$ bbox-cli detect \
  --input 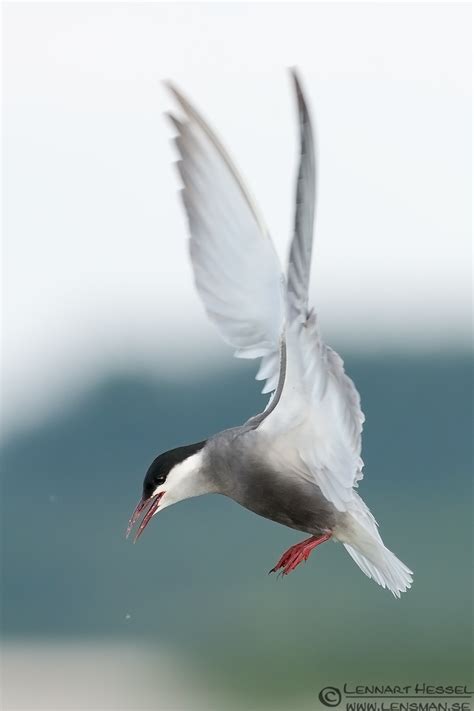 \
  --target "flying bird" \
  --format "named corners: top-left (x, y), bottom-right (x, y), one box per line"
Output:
top-left (127, 70), bottom-right (413, 597)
